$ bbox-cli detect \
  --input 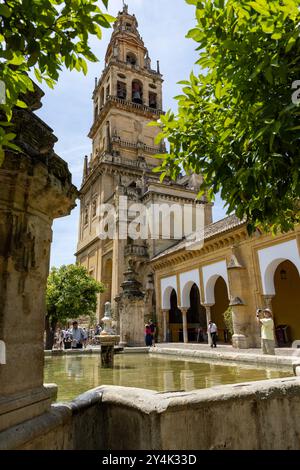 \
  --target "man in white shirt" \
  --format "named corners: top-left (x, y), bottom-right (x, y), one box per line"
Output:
top-left (256, 308), bottom-right (275, 355)
top-left (208, 320), bottom-right (218, 348)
